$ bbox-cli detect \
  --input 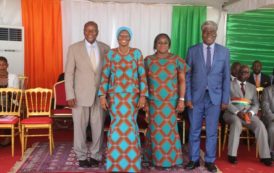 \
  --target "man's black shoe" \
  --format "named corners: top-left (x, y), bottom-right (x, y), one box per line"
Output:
top-left (79, 159), bottom-right (90, 168)
top-left (260, 158), bottom-right (272, 166)
top-left (184, 161), bottom-right (200, 170)
top-left (90, 157), bottom-right (99, 167)
top-left (204, 162), bottom-right (217, 173)
top-left (228, 155), bottom-right (238, 164)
